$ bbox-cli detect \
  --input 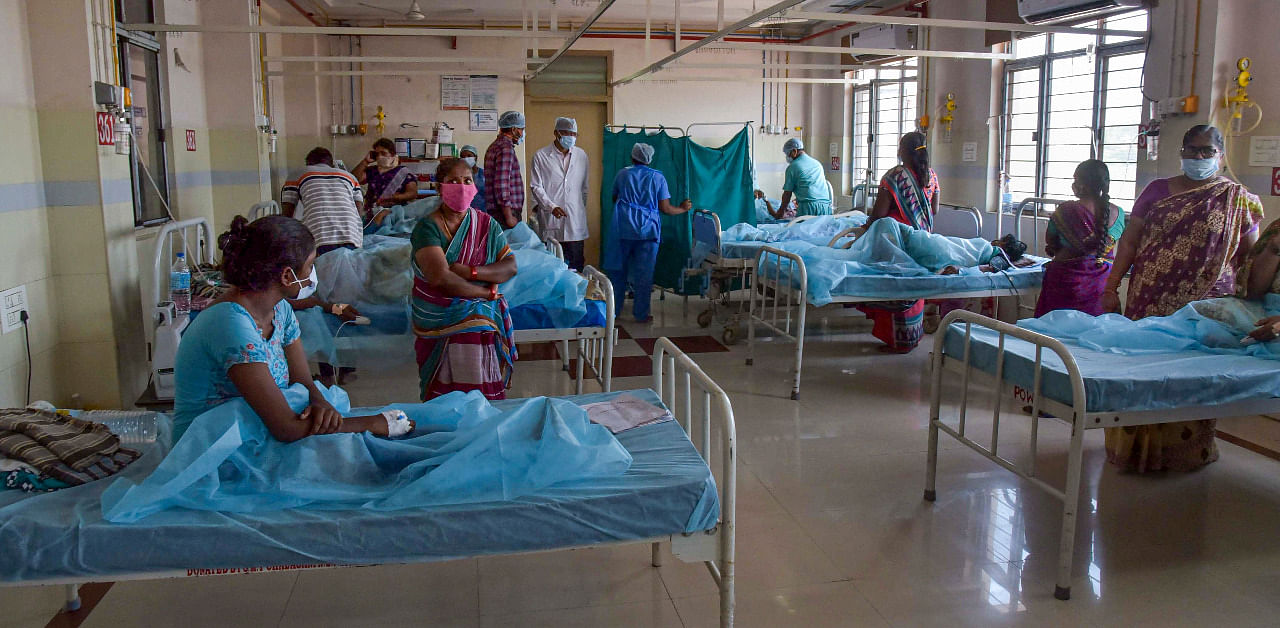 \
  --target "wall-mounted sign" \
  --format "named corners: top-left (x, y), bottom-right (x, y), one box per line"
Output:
top-left (96, 112), bottom-right (114, 146)
top-left (186, 129), bottom-right (197, 151)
